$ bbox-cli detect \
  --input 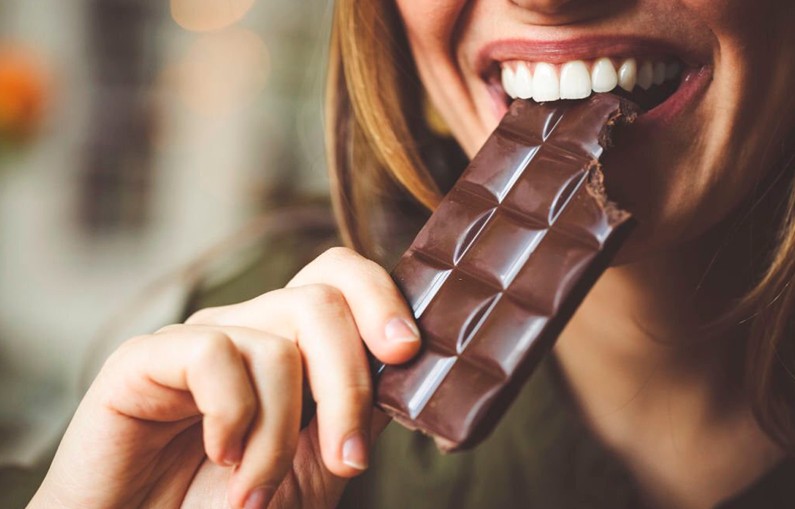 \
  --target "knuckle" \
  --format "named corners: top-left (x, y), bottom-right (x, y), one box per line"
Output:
top-left (185, 306), bottom-right (224, 325)
top-left (253, 338), bottom-right (300, 368)
top-left (205, 388), bottom-right (256, 425)
top-left (154, 323), bottom-right (182, 335)
top-left (341, 379), bottom-right (373, 408)
top-left (361, 259), bottom-right (396, 290)
top-left (103, 334), bottom-right (148, 370)
top-left (321, 247), bottom-right (387, 281)
top-left (193, 330), bottom-right (236, 363)
top-left (247, 445), bottom-right (297, 490)
top-left (252, 287), bottom-right (285, 304)
top-left (302, 284), bottom-right (347, 310)
top-left (319, 246), bottom-right (358, 263)
top-left (119, 333), bottom-right (150, 352)
top-left (265, 446), bottom-right (298, 475)
top-left (316, 379), bottom-right (373, 409)
top-left (223, 393), bottom-right (257, 424)
top-left (321, 248), bottom-right (399, 297)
